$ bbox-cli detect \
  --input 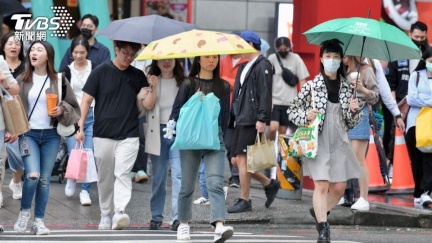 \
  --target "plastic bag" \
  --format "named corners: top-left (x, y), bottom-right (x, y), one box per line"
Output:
top-left (289, 113), bottom-right (322, 159)
top-left (247, 133), bottom-right (277, 173)
top-left (416, 107), bottom-right (432, 153)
